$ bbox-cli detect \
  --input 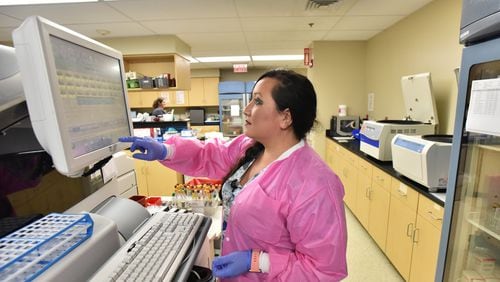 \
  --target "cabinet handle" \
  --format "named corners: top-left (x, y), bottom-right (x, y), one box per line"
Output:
top-left (367, 188), bottom-right (372, 200)
top-left (427, 211), bottom-right (443, 221)
top-left (406, 223), bottom-right (413, 237)
top-left (412, 228), bottom-right (419, 243)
